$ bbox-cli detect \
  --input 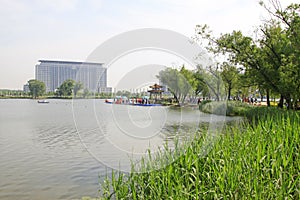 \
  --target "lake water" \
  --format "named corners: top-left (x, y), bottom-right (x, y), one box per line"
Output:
top-left (0, 99), bottom-right (238, 199)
